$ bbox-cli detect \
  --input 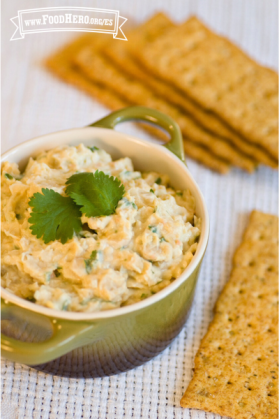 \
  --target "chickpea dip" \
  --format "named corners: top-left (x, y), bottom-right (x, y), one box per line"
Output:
top-left (1, 144), bottom-right (201, 312)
